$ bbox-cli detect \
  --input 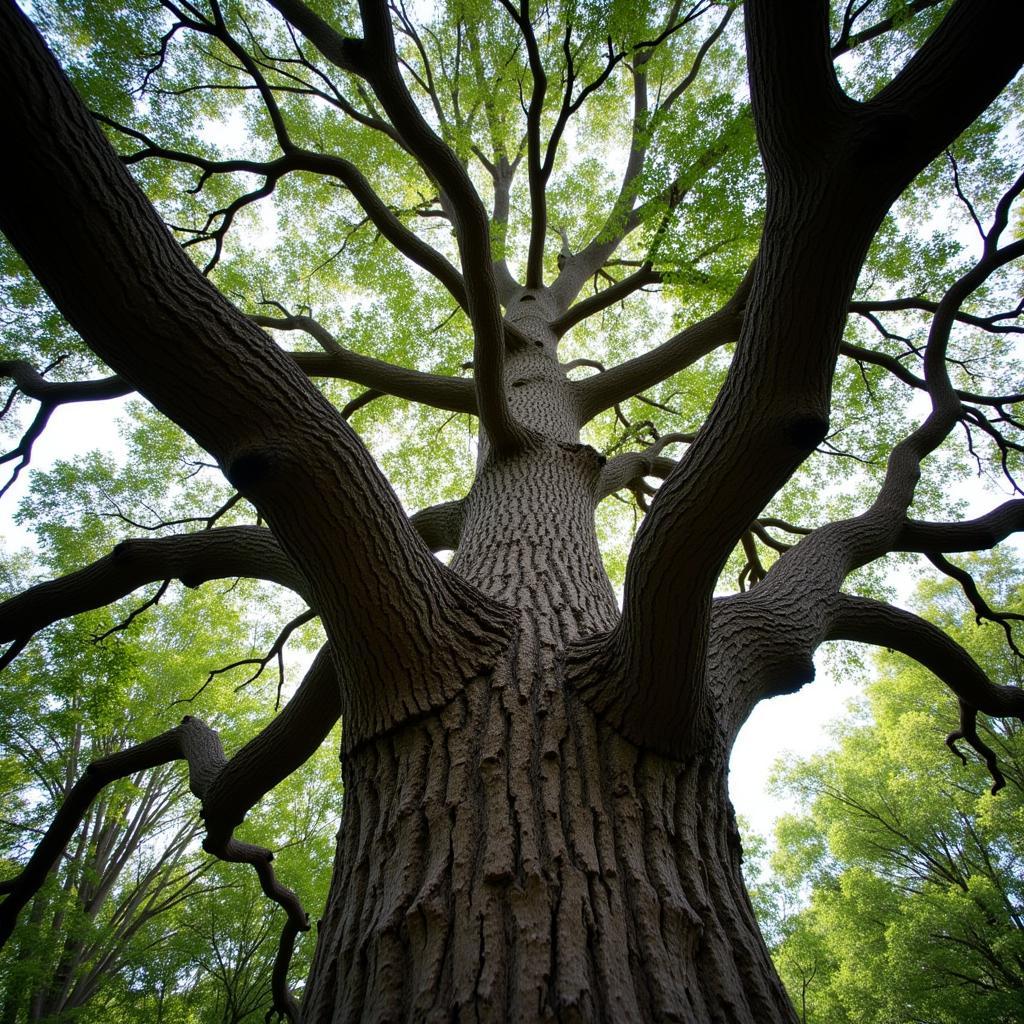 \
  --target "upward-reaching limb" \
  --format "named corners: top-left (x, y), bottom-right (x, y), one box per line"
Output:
top-left (708, 163), bottom-right (1024, 782)
top-left (549, 3), bottom-right (739, 310)
top-left (495, 0), bottom-right (550, 290)
top-left (496, 1), bottom-right (634, 290)
top-left (265, 0), bottom-right (528, 456)
top-left (0, 1), bottom-right (516, 745)
top-left (464, 15), bottom-right (522, 302)
top-left (569, 0), bottom-right (1024, 758)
